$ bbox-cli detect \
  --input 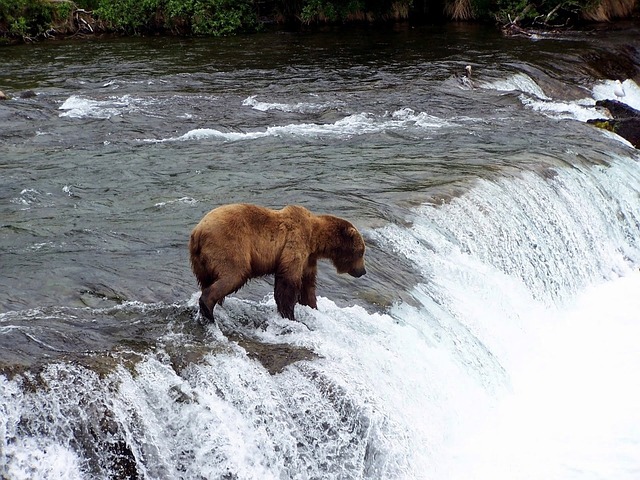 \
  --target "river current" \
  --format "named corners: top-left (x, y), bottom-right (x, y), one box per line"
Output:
top-left (1, 24), bottom-right (640, 479)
